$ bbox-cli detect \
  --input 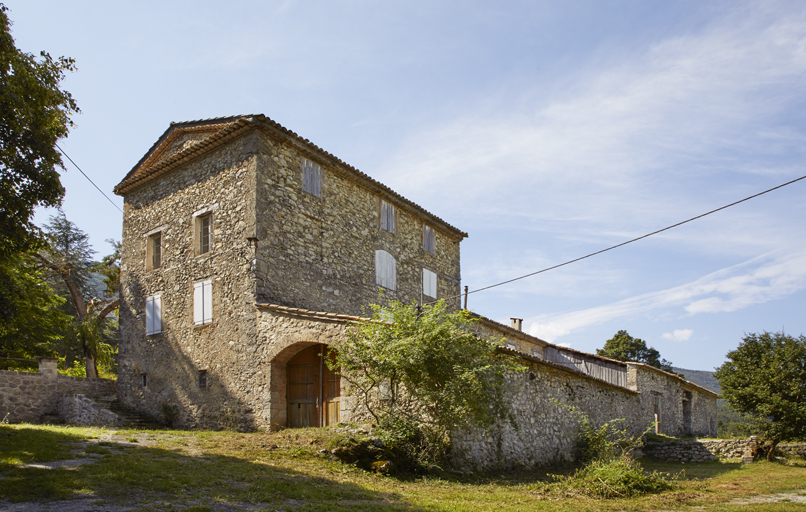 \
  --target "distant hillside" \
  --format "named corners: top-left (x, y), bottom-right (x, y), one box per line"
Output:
top-left (673, 367), bottom-right (720, 395)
